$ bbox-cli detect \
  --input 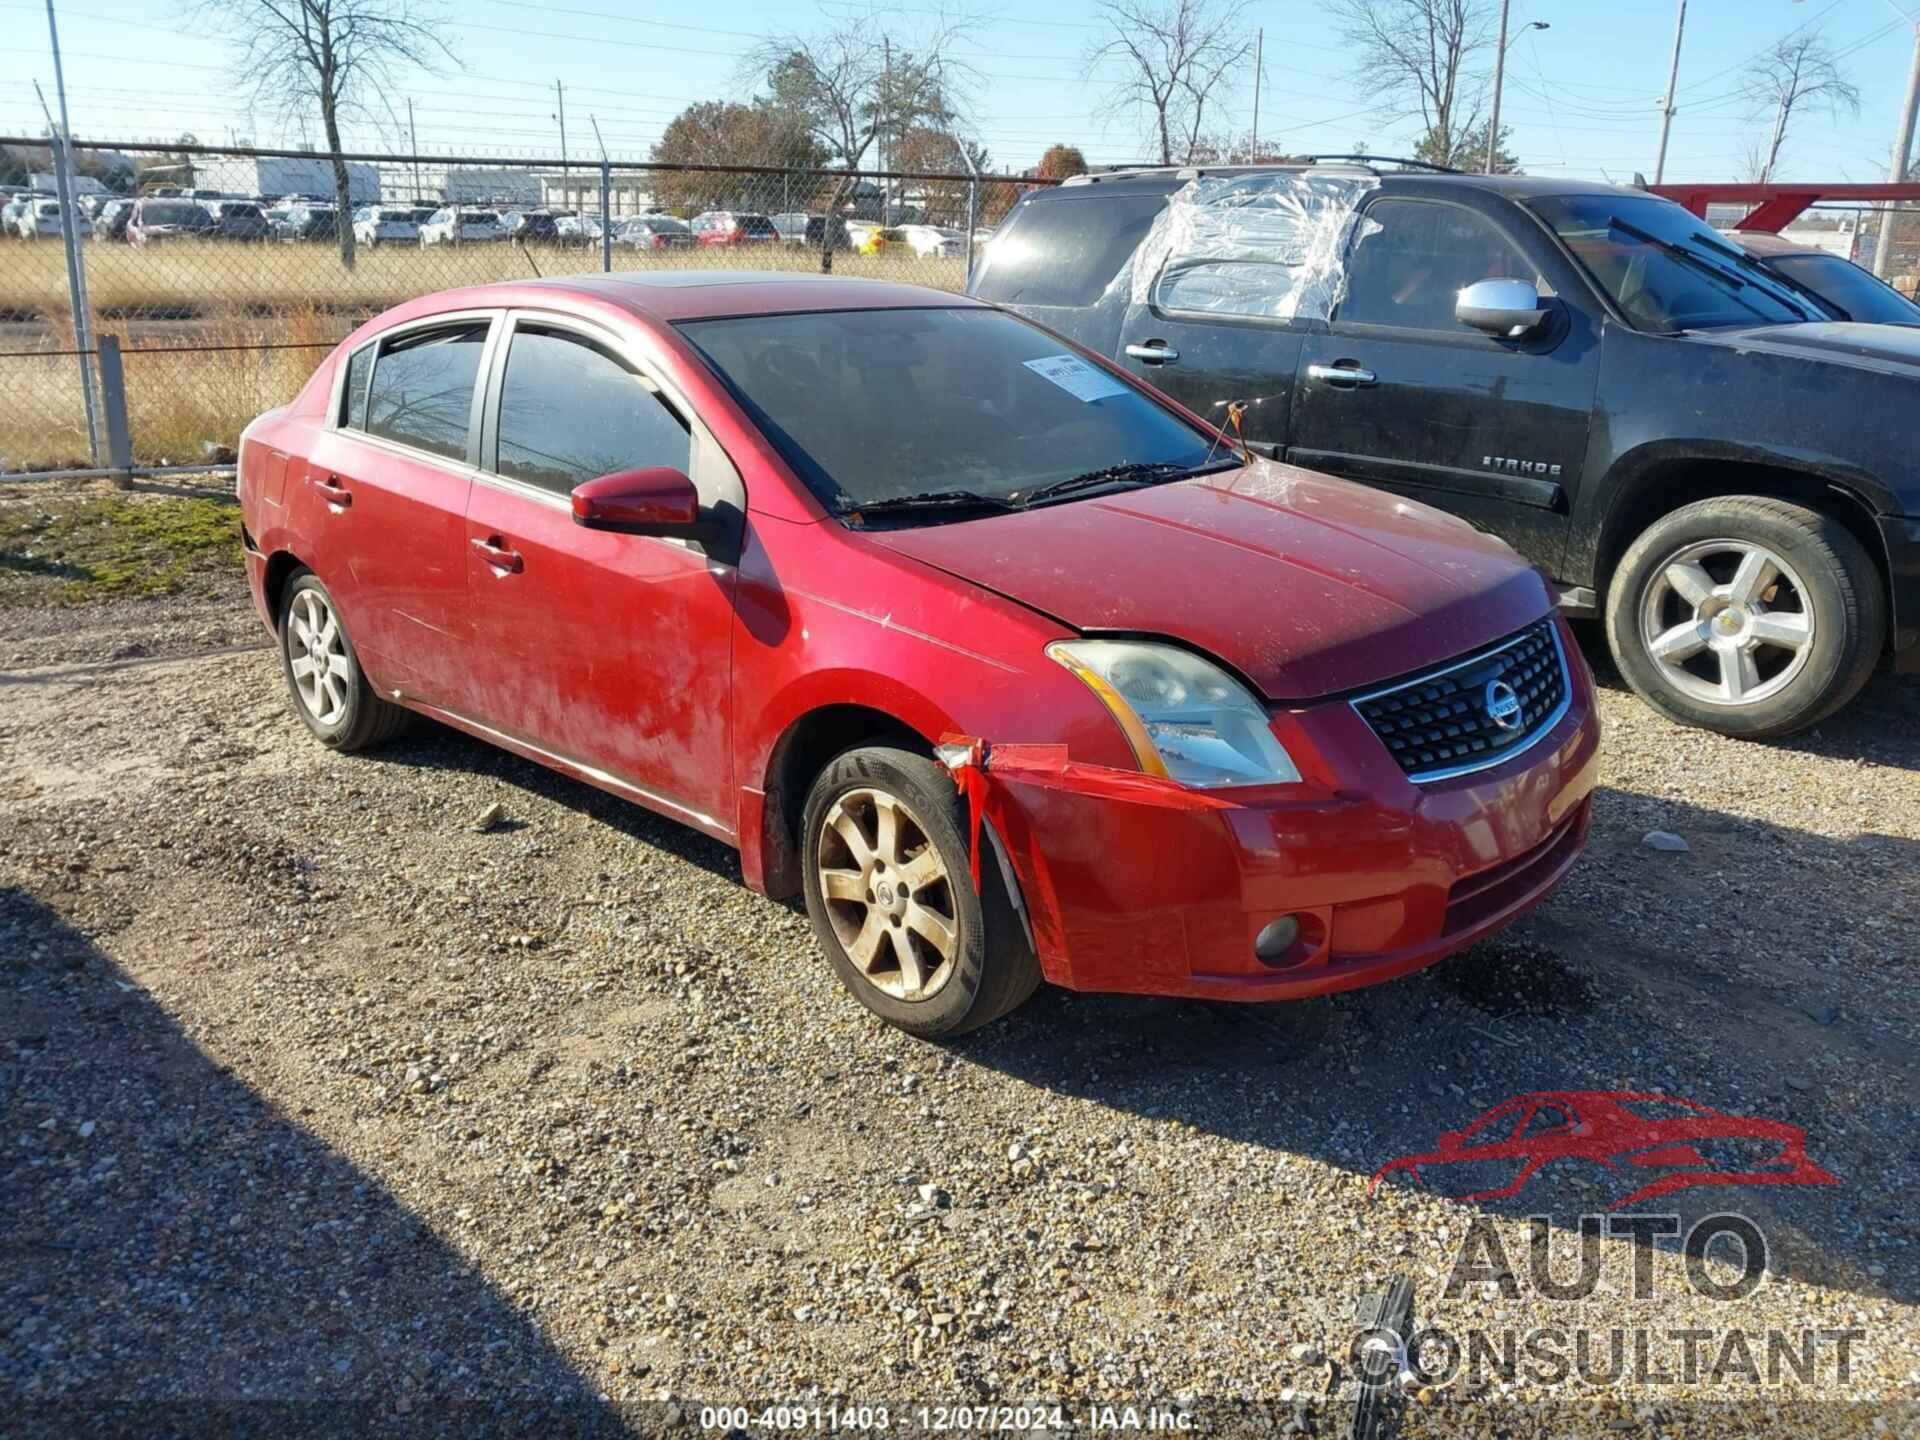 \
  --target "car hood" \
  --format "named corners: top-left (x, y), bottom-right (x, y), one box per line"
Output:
top-left (1687, 321), bottom-right (1920, 377)
top-left (865, 460), bottom-right (1551, 701)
